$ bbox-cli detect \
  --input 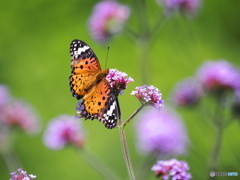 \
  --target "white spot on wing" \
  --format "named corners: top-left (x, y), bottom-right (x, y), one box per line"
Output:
top-left (107, 101), bottom-right (116, 116)
top-left (77, 45), bottom-right (89, 55)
